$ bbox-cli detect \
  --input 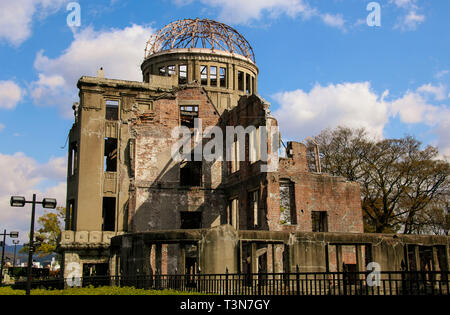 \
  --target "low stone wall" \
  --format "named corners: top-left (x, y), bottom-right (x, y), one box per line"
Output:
top-left (111, 226), bottom-right (450, 278)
